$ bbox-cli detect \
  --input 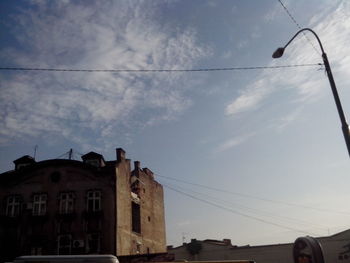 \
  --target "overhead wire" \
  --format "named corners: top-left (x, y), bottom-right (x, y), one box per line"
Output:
top-left (156, 174), bottom-right (350, 216)
top-left (55, 150), bottom-right (70, 159)
top-left (277, 0), bottom-right (321, 56)
top-left (0, 63), bottom-right (322, 73)
top-left (161, 181), bottom-right (328, 232)
top-left (54, 148), bottom-right (82, 160)
top-left (164, 184), bottom-right (317, 236)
